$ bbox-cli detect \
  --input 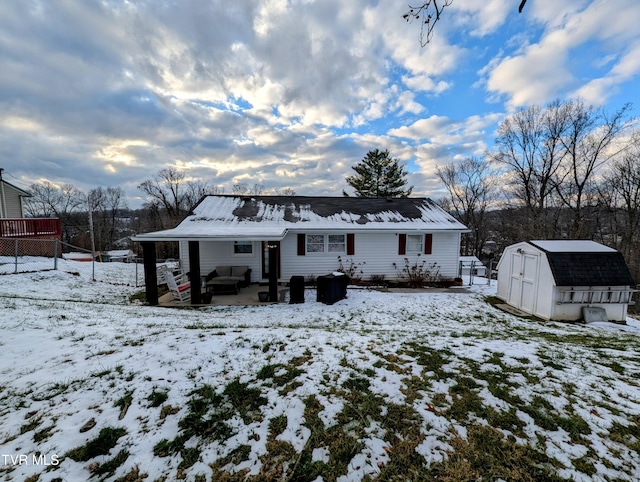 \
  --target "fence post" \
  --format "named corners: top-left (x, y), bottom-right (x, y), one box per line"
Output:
top-left (14, 238), bottom-right (19, 273)
top-left (54, 239), bottom-right (59, 270)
